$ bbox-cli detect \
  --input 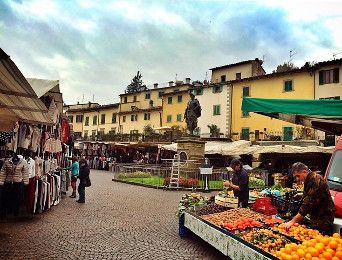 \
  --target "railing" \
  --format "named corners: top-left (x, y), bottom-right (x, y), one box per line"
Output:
top-left (110, 162), bottom-right (228, 190)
